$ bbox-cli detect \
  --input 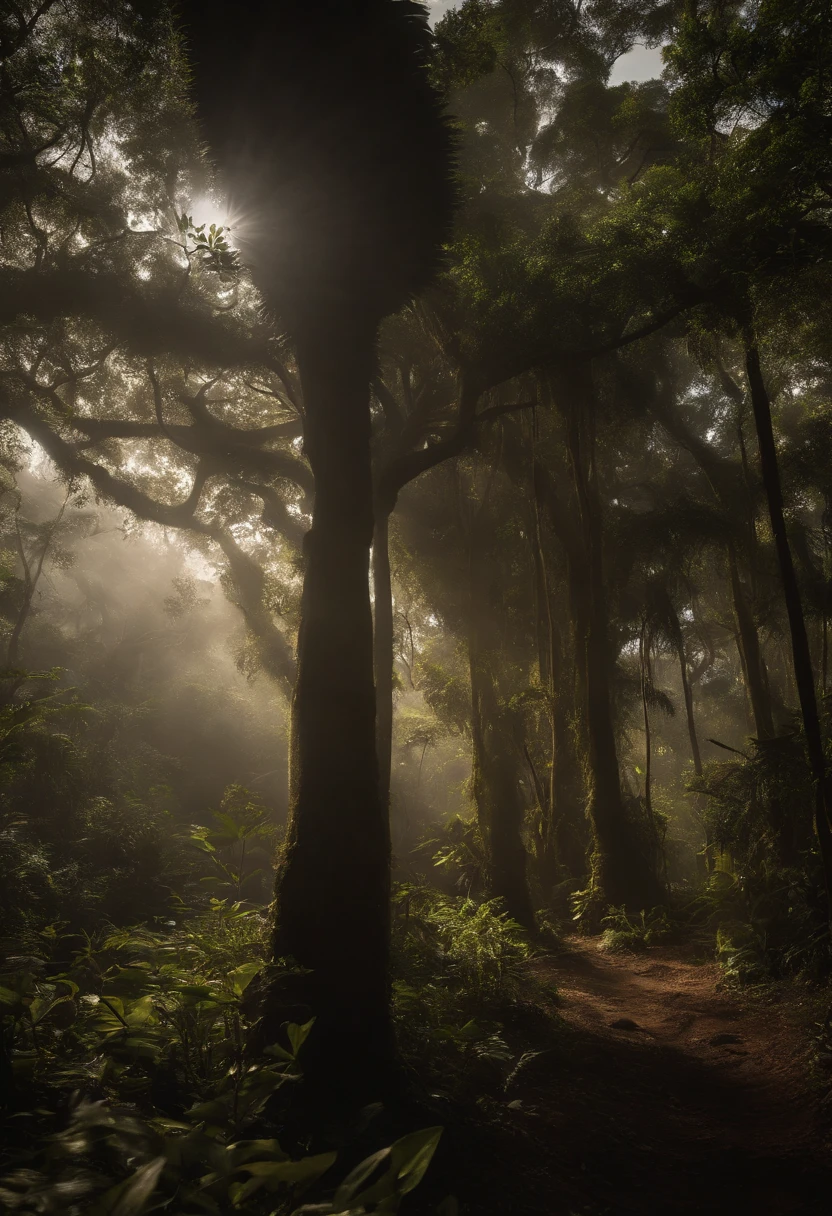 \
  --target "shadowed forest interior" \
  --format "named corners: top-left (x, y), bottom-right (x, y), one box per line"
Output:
top-left (1, 2), bottom-right (832, 1213)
